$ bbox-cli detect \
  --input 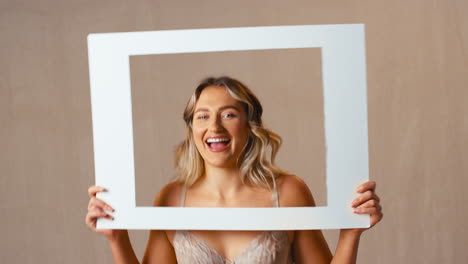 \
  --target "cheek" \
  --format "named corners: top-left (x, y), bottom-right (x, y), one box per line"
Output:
top-left (192, 127), bottom-right (205, 146)
top-left (230, 124), bottom-right (249, 143)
